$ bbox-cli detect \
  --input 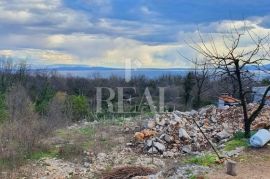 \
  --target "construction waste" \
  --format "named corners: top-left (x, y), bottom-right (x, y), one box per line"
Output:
top-left (134, 104), bottom-right (270, 156)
